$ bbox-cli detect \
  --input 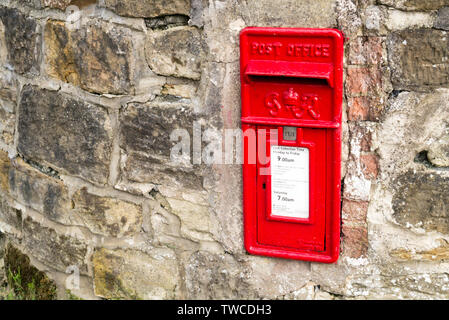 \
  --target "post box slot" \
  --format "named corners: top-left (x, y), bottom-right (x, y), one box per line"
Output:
top-left (245, 60), bottom-right (334, 87)
top-left (247, 75), bottom-right (329, 87)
